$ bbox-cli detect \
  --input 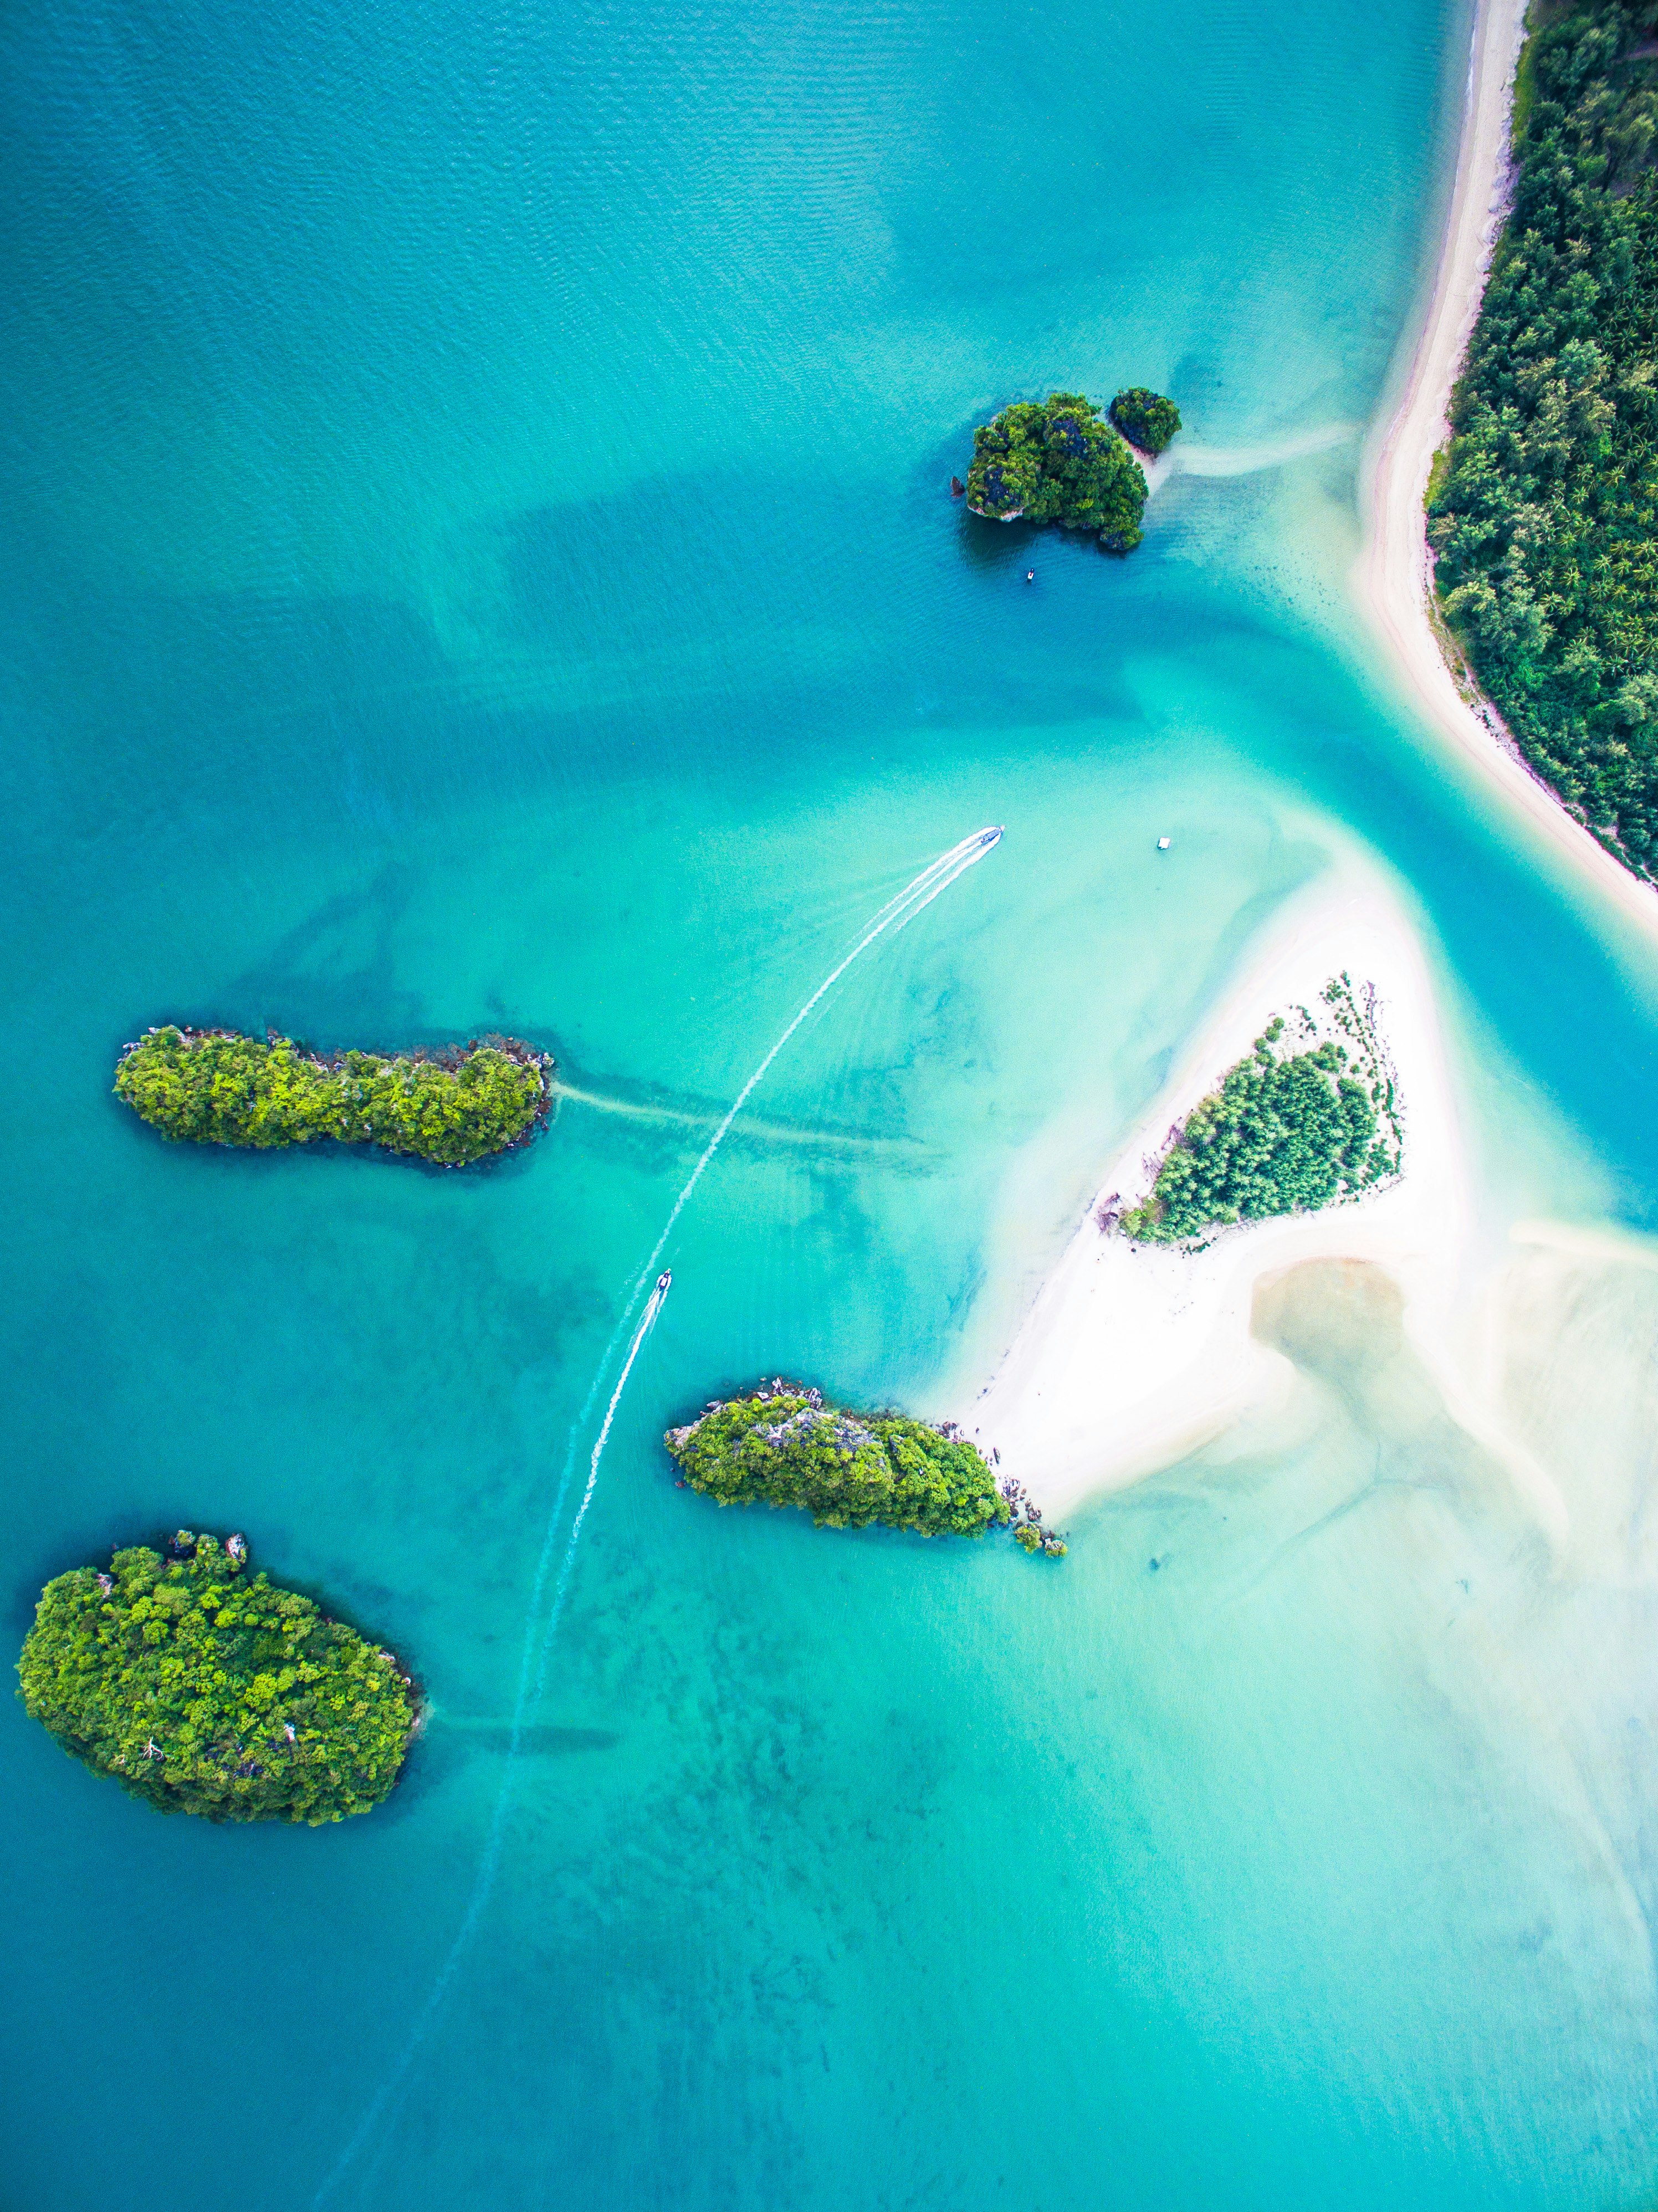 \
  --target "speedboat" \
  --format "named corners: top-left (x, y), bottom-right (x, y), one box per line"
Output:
top-left (657, 1270), bottom-right (672, 1293)
top-left (977, 826), bottom-right (1004, 850)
